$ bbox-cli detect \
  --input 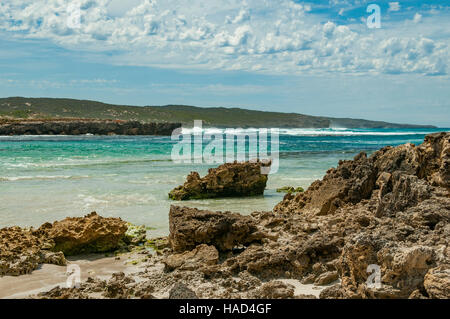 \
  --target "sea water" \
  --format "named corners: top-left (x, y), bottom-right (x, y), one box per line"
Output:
top-left (0, 127), bottom-right (447, 236)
